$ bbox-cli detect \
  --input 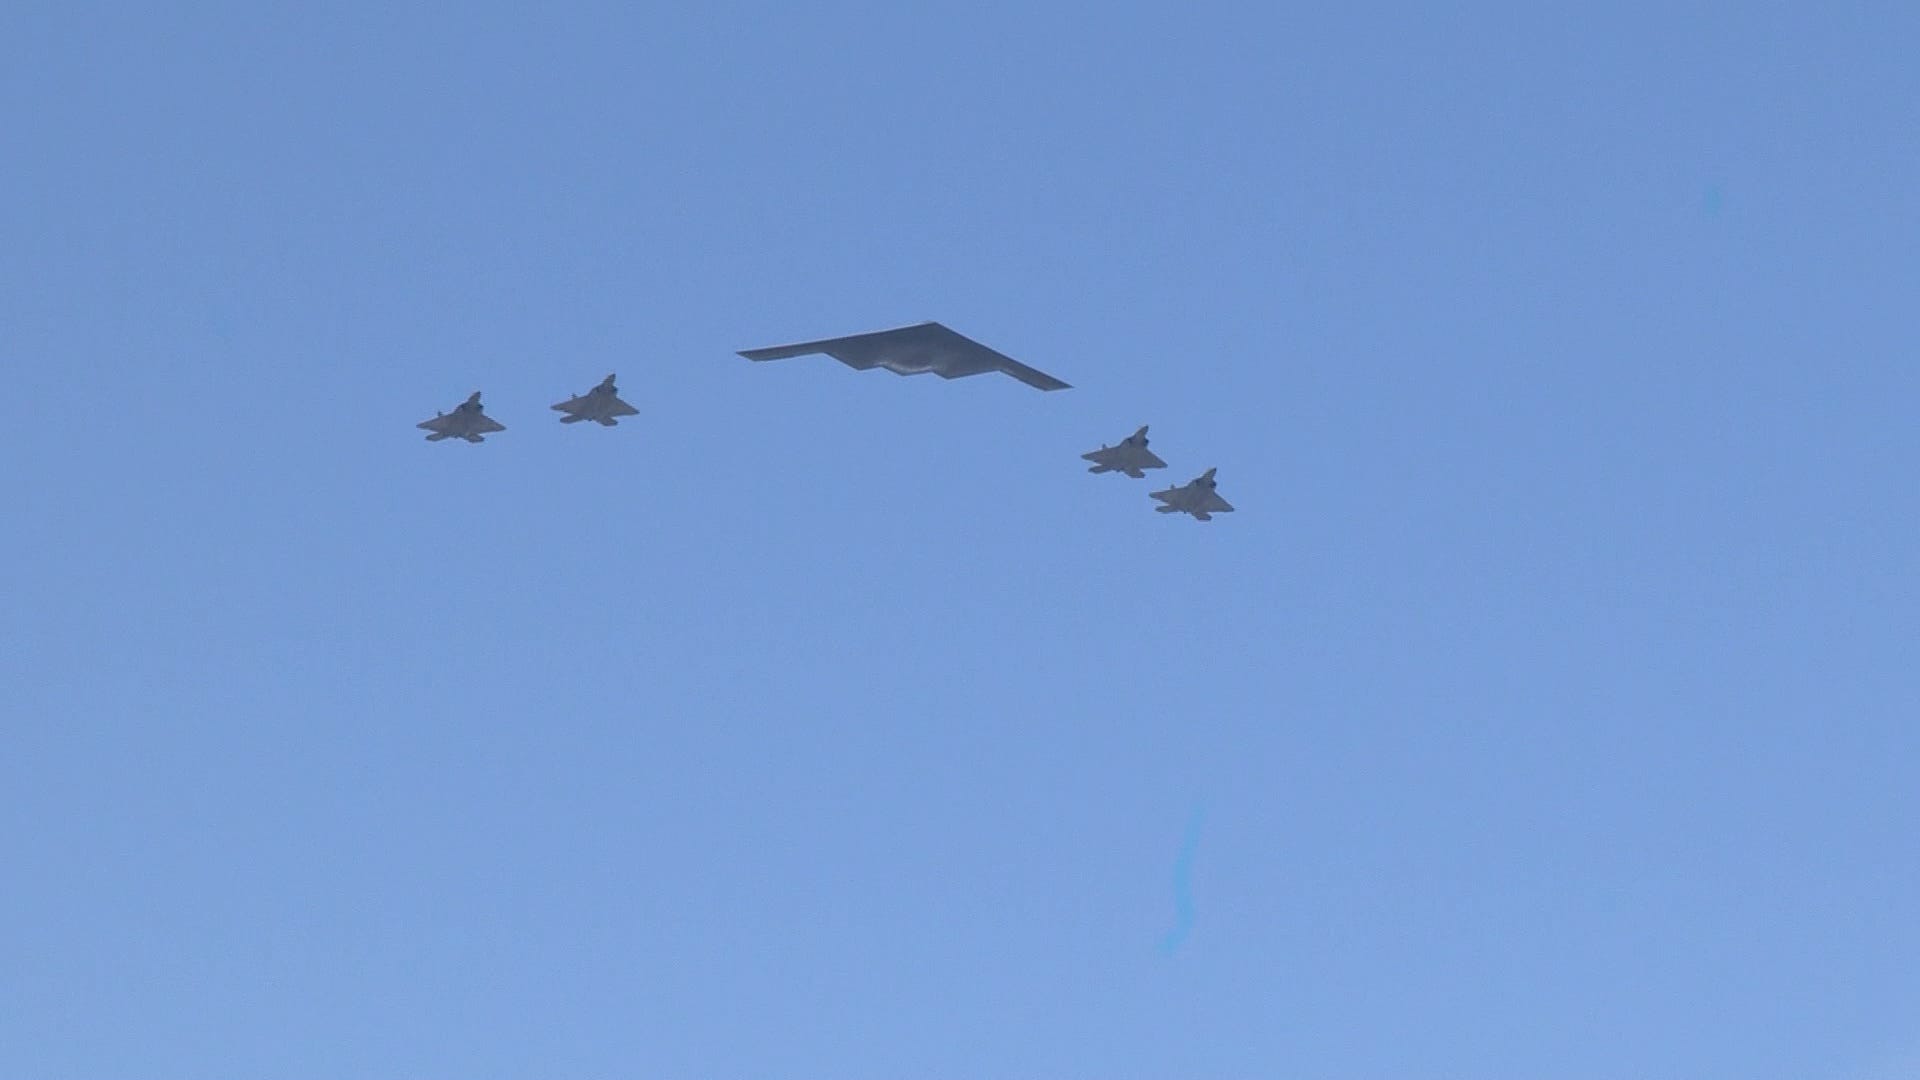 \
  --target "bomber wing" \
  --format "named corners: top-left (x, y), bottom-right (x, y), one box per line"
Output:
top-left (737, 321), bottom-right (1070, 391)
